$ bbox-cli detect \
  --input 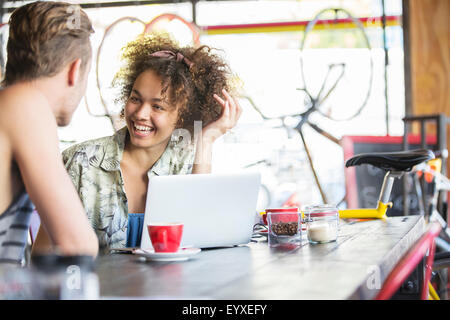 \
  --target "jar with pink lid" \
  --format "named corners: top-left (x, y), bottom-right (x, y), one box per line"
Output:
top-left (266, 207), bottom-right (301, 248)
